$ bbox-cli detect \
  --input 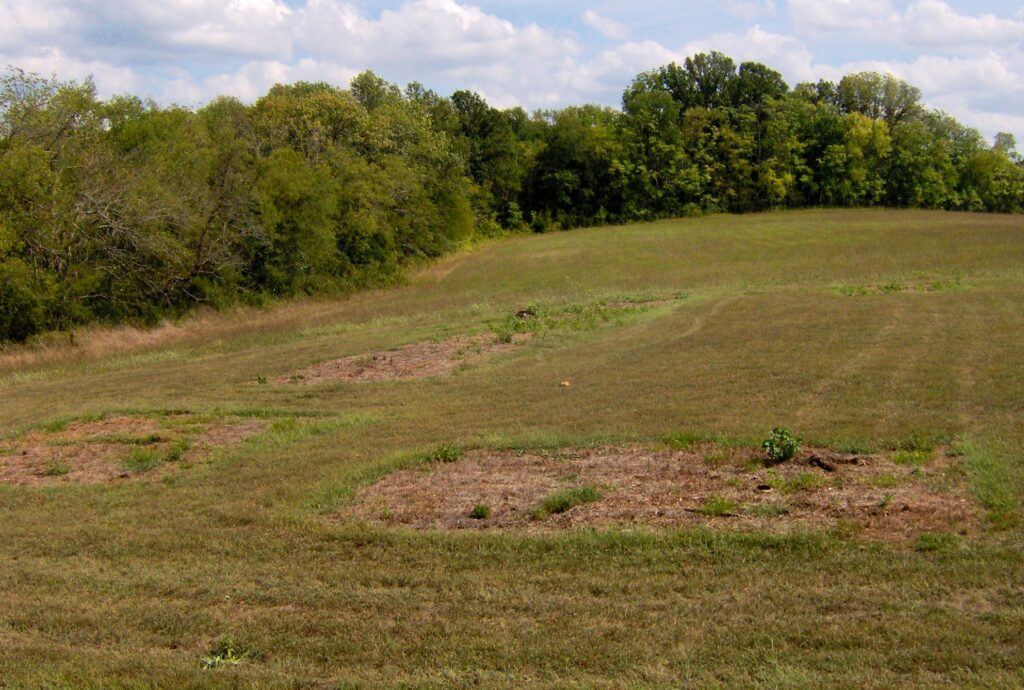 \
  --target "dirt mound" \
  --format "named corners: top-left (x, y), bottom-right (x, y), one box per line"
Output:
top-left (348, 444), bottom-right (977, 542)
top-left (0, 415), bottom-right (266, 486)
top-left (278, 333), bottom-right (531, 384)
